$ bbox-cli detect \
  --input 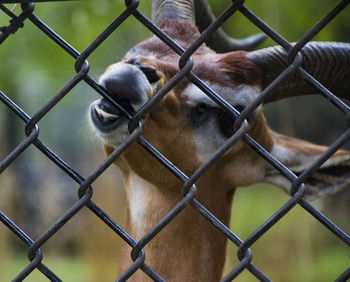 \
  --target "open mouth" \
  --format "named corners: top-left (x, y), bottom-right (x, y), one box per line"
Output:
top-left (90, 98), bottom-right (132, 133)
